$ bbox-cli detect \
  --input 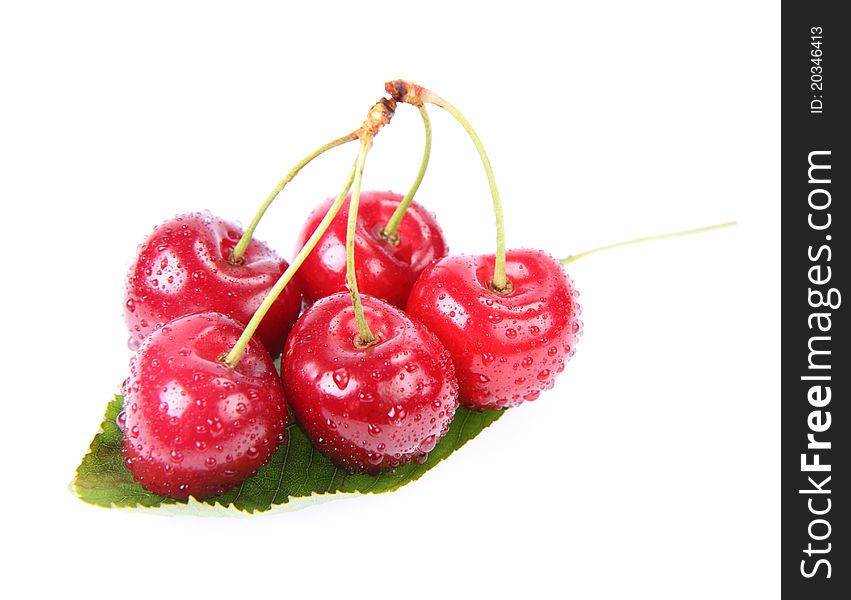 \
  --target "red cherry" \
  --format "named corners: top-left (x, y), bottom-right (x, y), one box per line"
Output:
top-left (124, 212), bottom-right (301, 357)
top-left (294, 191), bottom-right (448, 308)
top-left (406, 249), bottom-right (582, 409)
top-left (121, 311), bottom-right (288, 499)
top-left (282, 293), bottom-right (459, 473)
